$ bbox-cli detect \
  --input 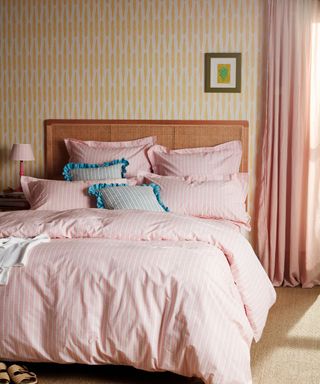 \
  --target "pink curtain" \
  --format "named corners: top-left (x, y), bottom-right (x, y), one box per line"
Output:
top-left (256, 0), bottom-right (320, 287)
